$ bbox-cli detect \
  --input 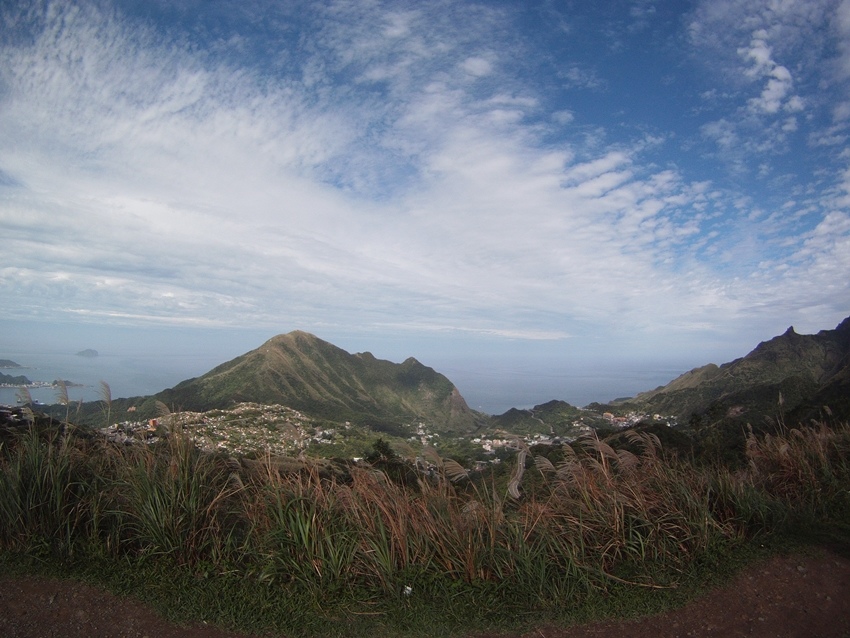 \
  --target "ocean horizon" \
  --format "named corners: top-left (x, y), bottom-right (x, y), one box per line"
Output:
top-left (1, 349), bottom-right (685, 416)
top-left (0, 350), bottom-right (218, 409)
